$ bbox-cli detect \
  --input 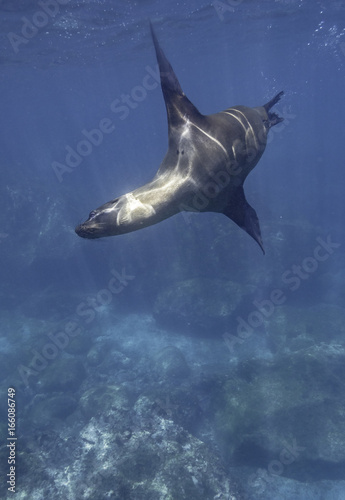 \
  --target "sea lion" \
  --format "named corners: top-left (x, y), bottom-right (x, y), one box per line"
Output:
top-left (75, 24), bottom-right (283, 253)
